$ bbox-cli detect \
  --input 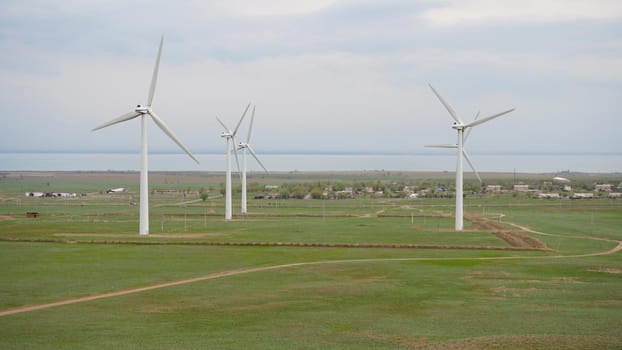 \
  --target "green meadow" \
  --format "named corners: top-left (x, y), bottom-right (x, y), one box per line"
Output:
top-left (0, 171), bottom-right (621, 349)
